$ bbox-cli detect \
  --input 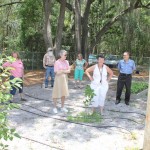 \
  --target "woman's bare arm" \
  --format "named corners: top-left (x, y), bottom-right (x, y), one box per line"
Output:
top-left (106, 66), bottom-right (113, 82)
top-left (85, 65), bottom-right (95, 81)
